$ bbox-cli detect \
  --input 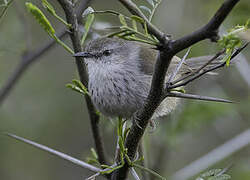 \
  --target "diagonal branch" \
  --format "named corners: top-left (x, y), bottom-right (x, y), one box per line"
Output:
top-left (167, 48), bottom-right (191, 85)
top-left (56, 0), bottom-right (108, 169)
top-left (166, 92), bottom-right (233, 104)
top-left (169, 42), bottom-right (249, 89)
top-left (171, 0), bottom-right (240, 53)
top-left (170, 50), bottom-right (224, 86)
top-left (0, 0), bottom-right (91, 105)
top-left (113, 0), bottom-right (241, 179)
top-left (0, 29), bottom-right (67, 104)
top-left (5, 133), bottom-right (101, 172)
top-left (118, 0), bottom-right (166, 42)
